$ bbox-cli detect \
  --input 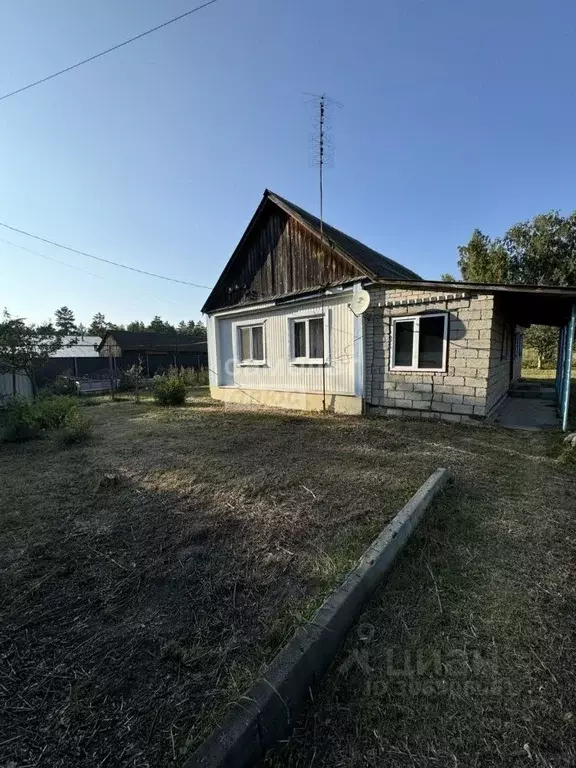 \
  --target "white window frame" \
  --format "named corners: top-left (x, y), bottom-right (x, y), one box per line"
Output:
top-left (288, 312), bottom-right (330, 365)
top-left (236, 322), bottom-right (266, 366)
top-left (390, 313), bottom-right (448, 372)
